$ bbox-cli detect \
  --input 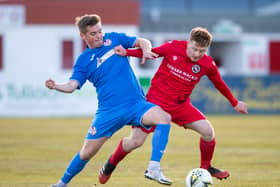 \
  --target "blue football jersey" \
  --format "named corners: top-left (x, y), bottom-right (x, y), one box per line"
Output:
top-left (70, 32), bottom-right (145, 109)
